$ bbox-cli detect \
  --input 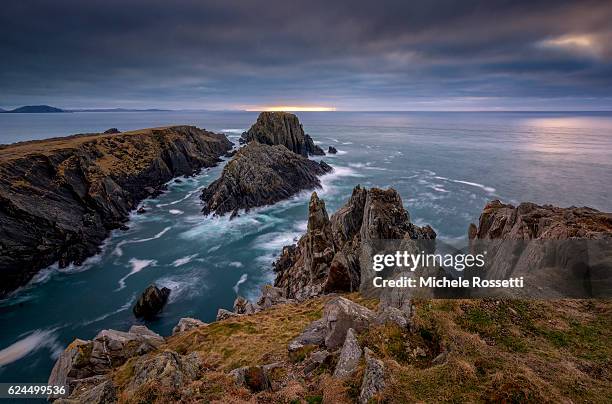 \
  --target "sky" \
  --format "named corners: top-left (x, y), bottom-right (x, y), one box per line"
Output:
top-left (1, 0), bottom-right (612, 111)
